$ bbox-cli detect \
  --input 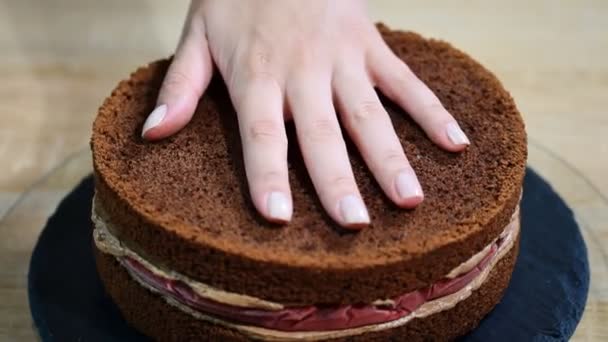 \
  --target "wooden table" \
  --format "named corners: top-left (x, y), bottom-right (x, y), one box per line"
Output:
top-left (1, 0), bottom-right (606, 340)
